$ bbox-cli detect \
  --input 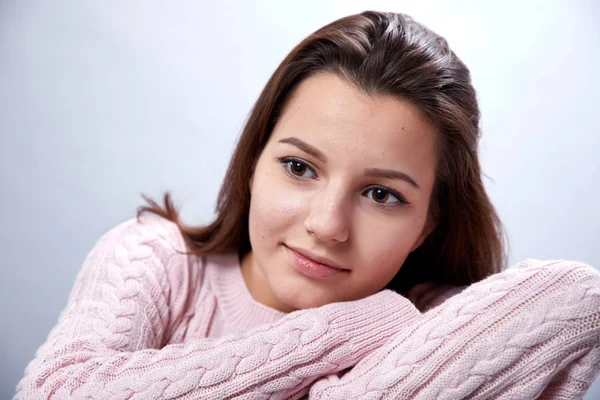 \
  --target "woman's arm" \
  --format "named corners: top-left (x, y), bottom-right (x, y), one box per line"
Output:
top-left (310, 259), bottom-right (600, 399)
top-left (15, 216), bottom-right (420, 400)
